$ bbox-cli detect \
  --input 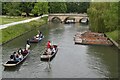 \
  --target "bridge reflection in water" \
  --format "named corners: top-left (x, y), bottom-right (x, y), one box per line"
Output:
top-left (2, 23), bottom-right (118, 78)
